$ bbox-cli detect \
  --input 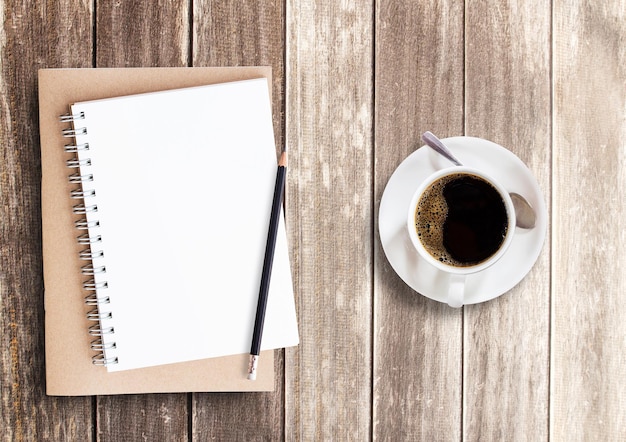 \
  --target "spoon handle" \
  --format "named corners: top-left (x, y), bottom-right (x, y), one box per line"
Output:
top-left (421, 131), bottom-right (463, 166)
